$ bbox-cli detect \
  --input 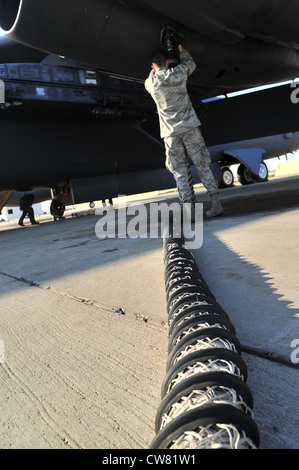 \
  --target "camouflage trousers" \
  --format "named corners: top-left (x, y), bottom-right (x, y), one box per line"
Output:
top-left (164, 127), bottom-right (219, 202)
